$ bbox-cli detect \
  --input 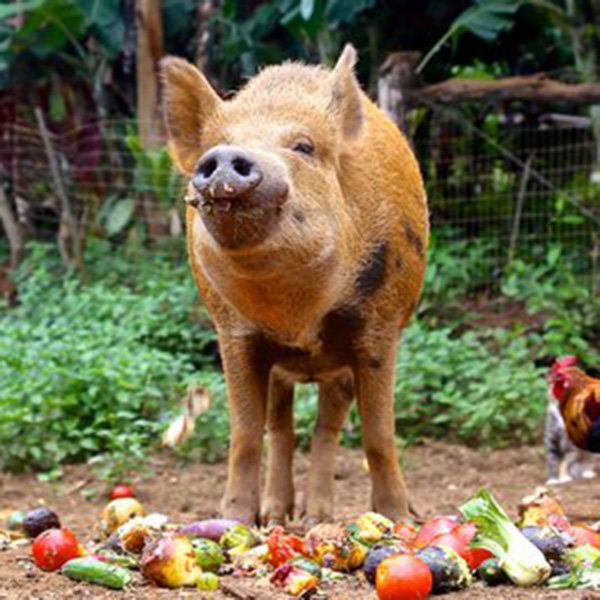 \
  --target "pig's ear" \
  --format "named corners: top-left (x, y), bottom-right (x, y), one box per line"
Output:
top-left (160, 57), bottom-right (223, 172)
top-left (329, 44), bottom-right (364, 140)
